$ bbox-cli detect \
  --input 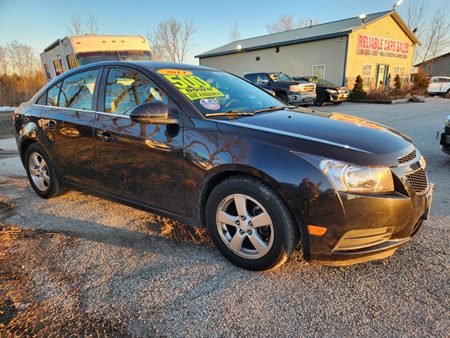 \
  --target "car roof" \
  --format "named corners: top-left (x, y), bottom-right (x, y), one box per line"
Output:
top-left (58, 61), bottom-right (217, 77)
